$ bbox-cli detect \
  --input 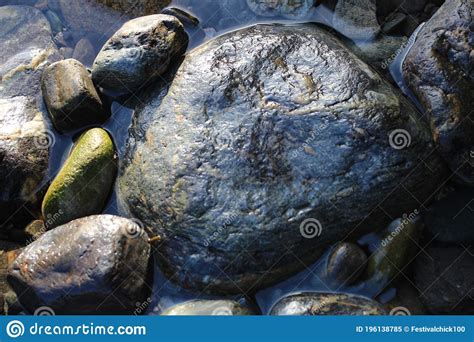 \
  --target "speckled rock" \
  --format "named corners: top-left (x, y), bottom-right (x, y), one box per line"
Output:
top-left (403, 0), bottom-right (474, 185)
top-left (118, 24), bottom-right (447, 294)
top-left (0, 5), bottom-right (61, 232)
top-left (246, 0), bottom-right (316, 18)
top-left (97, 0), bottom-right (171, 16)
top-left (270, 293), bottom-right (386, 315)
top-left (7, 215), bottom-right (152, 314)
top-left (41, 59), bottom-right (110, 133)
top-left (326, 242), bottom-right (367, 286)
top-left (92, 14), bottom-right (188, 94)
top-left (42, 128), bottom-right (117, 229)
top-left (333, 0), bottom-right (380, 40)
top-left (414, 245), bottom-right (474, 314)
top-left (161, 300), bottom-right (256, 316)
